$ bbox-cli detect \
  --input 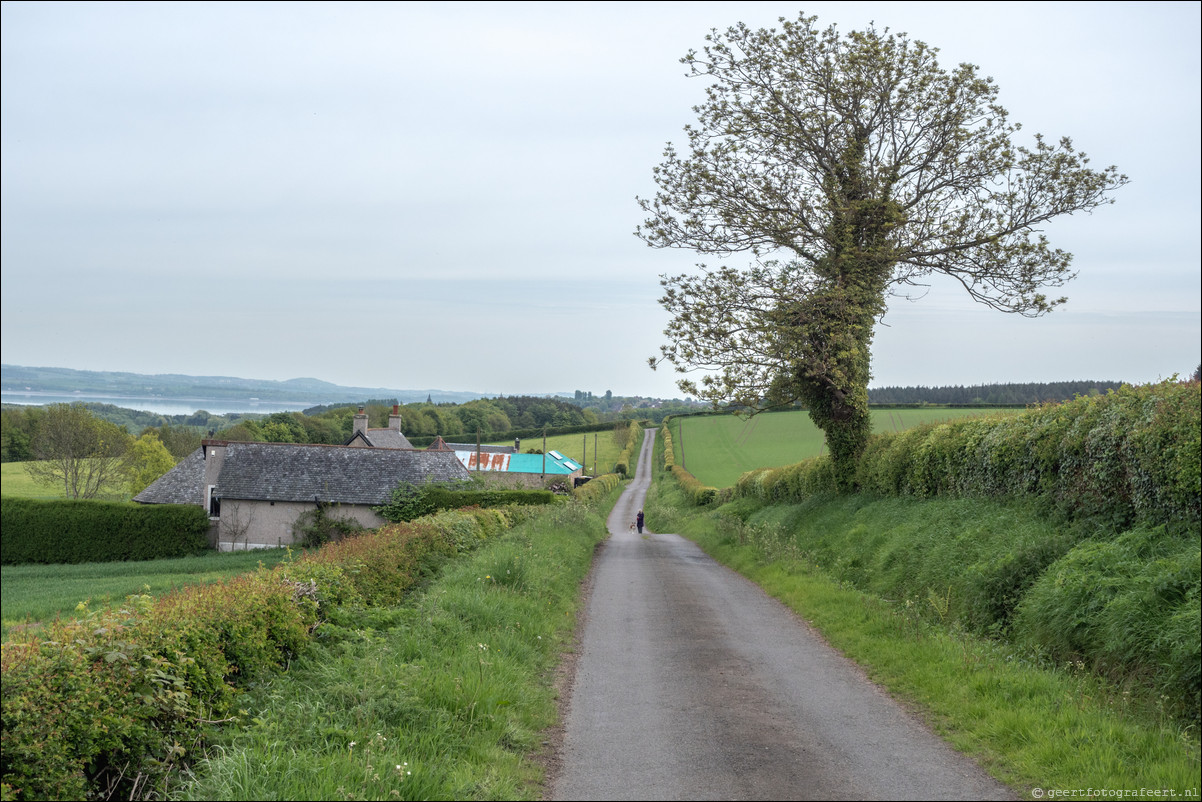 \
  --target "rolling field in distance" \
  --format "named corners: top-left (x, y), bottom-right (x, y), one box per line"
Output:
top-left (673, 408), bottom-right (1016, 488)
